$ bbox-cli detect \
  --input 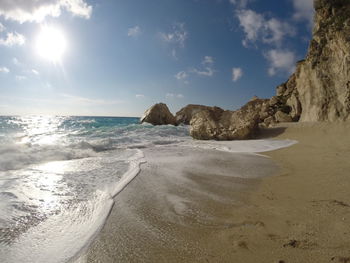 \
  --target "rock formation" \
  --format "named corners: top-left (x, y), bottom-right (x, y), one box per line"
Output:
top-left (276, 0), bottom-right (350, 121)
top-left (141, 0), bottom-right (350, 139)
top-left (175, 104), bottom-right (224, 125)
top-left (140, 103), bottom-right (176, 125)
top-left (190, 99), bottom-right (261, 140)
